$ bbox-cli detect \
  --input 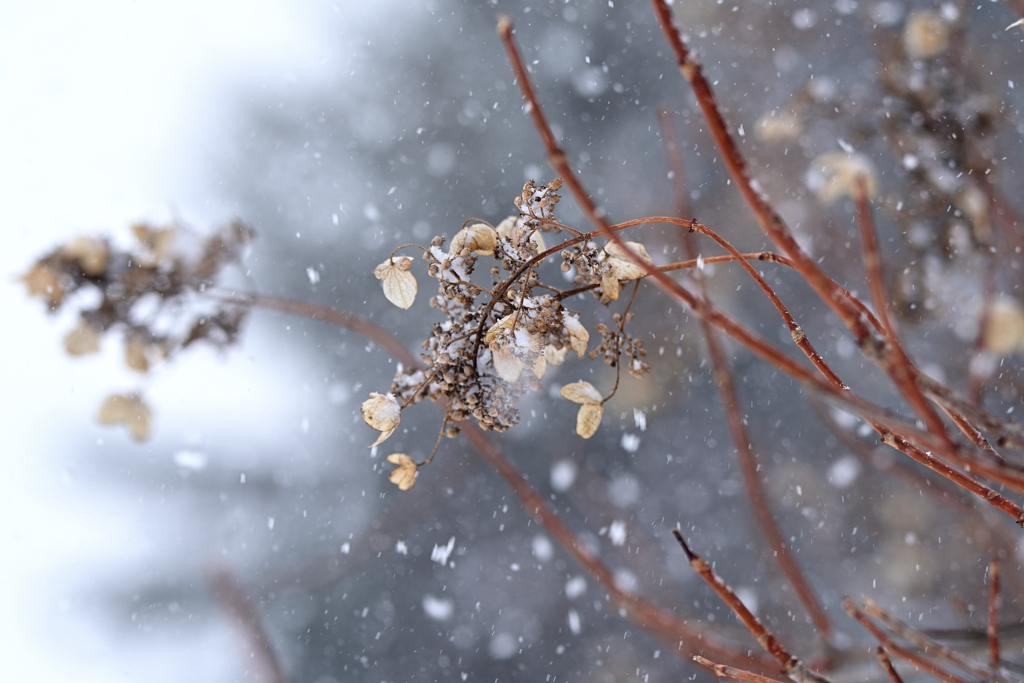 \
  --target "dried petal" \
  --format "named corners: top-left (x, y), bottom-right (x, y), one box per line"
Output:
top-left (532, 354), bottom-right (547, 379)
top-left (60, 236), bottom-right (108, 276)
top-left (576, 402), bottom-right (603, 439)
top-left (985, 298), bottom-right (1024, 356)
top-left (21, 263), bottom-right (64, 307)
top-left (386, 453), bottom-right (418, 491)
top-left (132, 223), bottom-right (177, 263)
top-left (605, 241), bottom-right (653, 281)
top-left (601, 272), bottom-right (620, 301)
top-left (755, 112), bottom-right (802, 142)
top-left (560, 380), bottom-right (603, 405)
top-left (125, 336), bottom-right (150, 372)
top-left (491, 343), bottom-right (524, 382)
top-left (374, 257), bottom-right (417, 309)
top-left (97, 393), bottom-right (151, 442)
top-left (484, 313), bottom-right (516, 345)
top-left (63, 321), bottom-right (101, 356)
top-left (562, 314), bottom-right (589, 358)
top-left (361, 392), bottom-right (401, 446)
top-left (544, 344), bottom-right (568, 366)
top-left (450, 223), bottom-right (499, 256)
